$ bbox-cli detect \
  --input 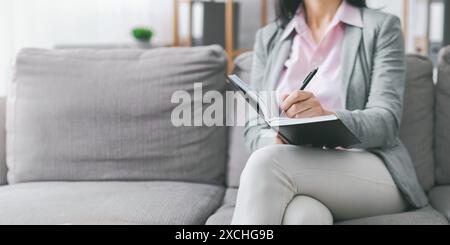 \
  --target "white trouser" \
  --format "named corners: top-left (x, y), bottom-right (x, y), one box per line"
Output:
top-left (231, 145), bottom-right (408, 225)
